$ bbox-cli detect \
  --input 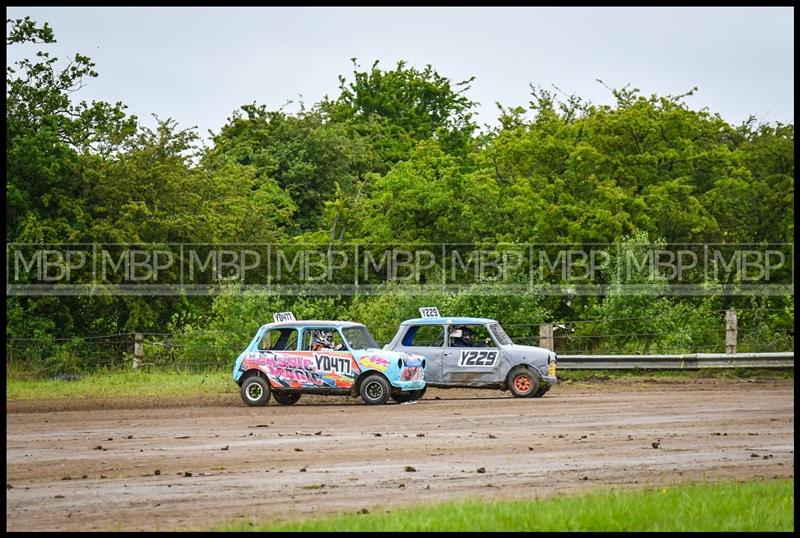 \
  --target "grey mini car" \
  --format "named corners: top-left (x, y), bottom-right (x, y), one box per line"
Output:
top-left (384, 315), bottom-right (557, 397)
